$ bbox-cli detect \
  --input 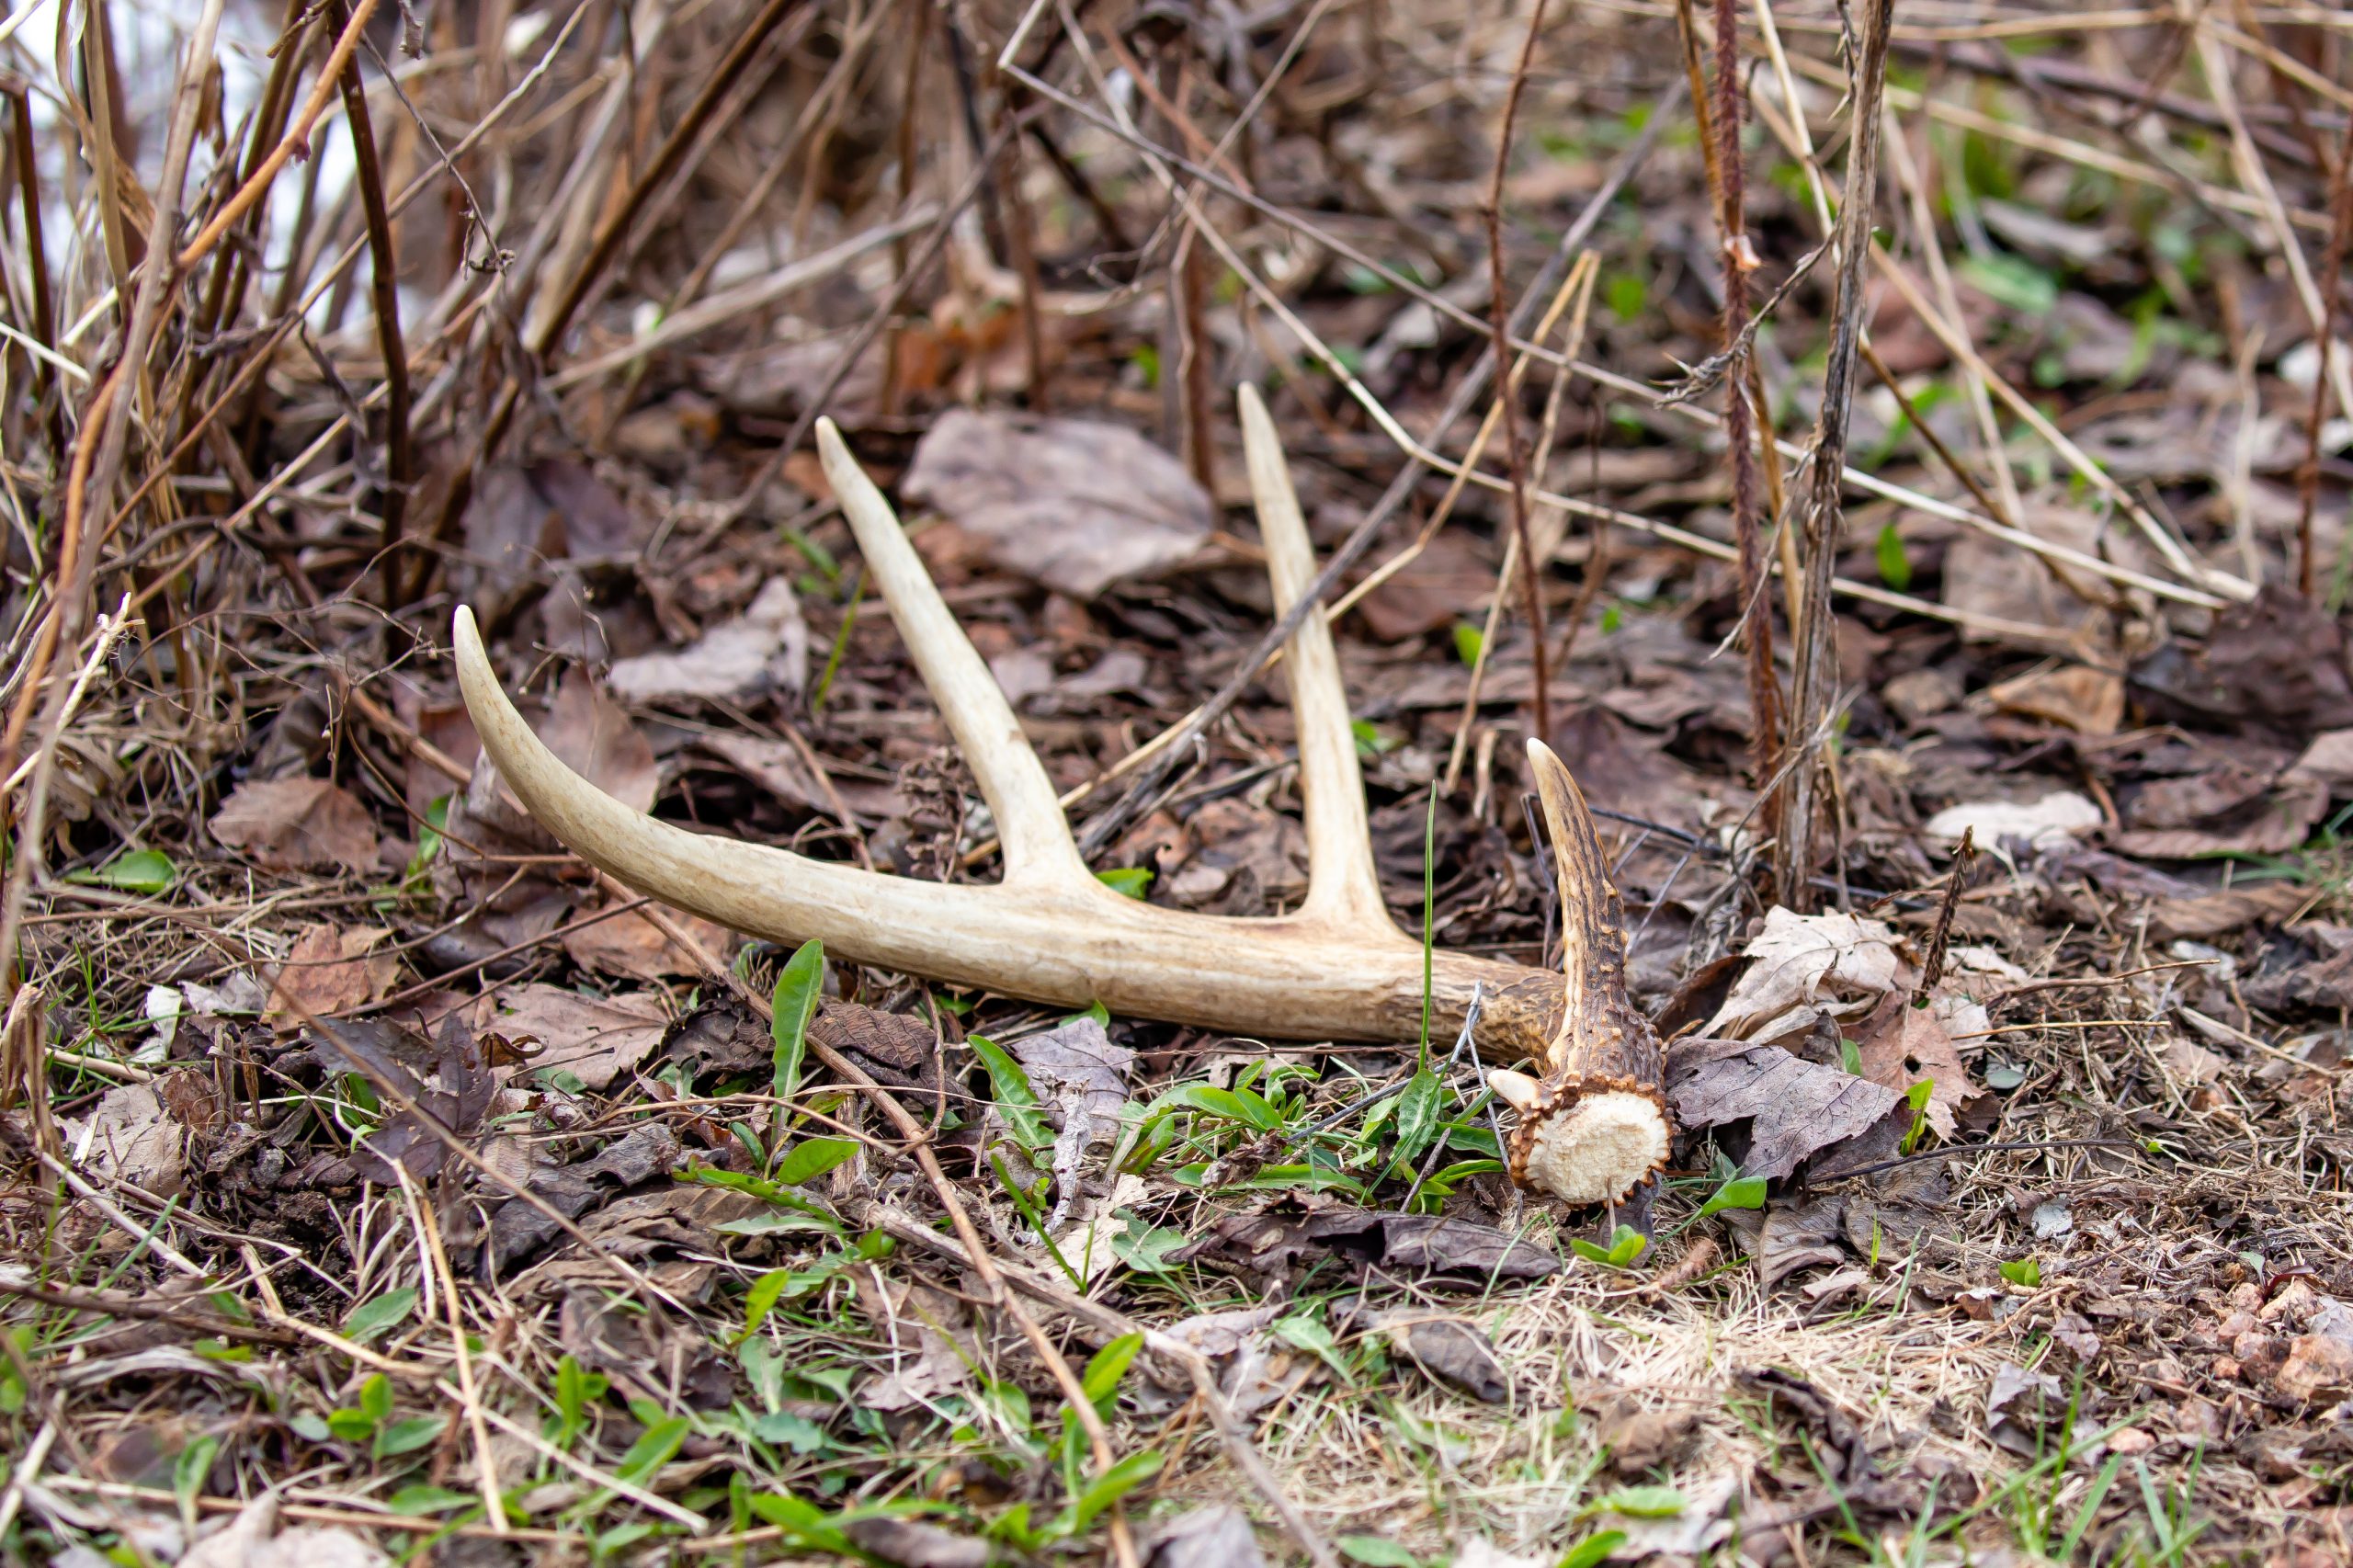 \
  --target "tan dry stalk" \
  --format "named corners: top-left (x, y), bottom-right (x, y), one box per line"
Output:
top-left (452, 392), bottom-right (1671, 1205)
top-left (1773, 0), bottom-right (1893, 913)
